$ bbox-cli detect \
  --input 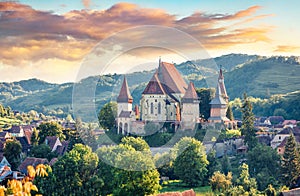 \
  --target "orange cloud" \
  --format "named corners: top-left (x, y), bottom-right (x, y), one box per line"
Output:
top-left (274, 45), bottom-right (300, 53)
top-left (0, 2), bottom-right (273, 67)
top-left (82, 0), bottom-right (91, 9)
